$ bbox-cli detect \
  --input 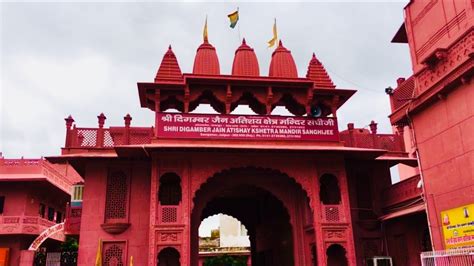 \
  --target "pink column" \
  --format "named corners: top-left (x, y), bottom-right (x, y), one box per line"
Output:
top-left (19, 250), bottom-right (35, 266)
